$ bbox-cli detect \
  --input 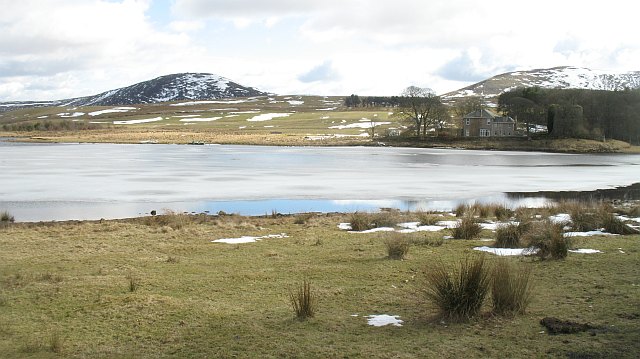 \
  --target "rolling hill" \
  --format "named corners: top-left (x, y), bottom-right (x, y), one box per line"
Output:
top-left (442, 66), bottom-right (640, 103)
top-left (0, 73), bottom-right (267, 112)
